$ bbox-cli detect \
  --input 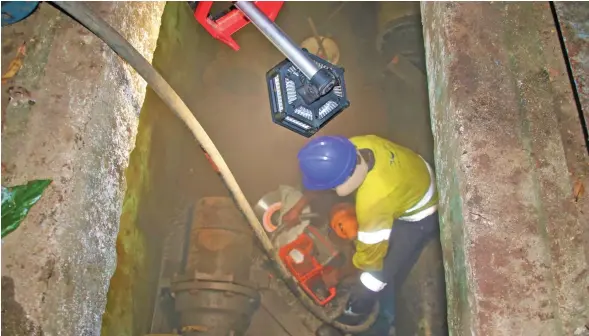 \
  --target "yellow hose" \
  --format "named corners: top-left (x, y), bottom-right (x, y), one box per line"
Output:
top-left (52, 2), bottom-right (378, 333)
